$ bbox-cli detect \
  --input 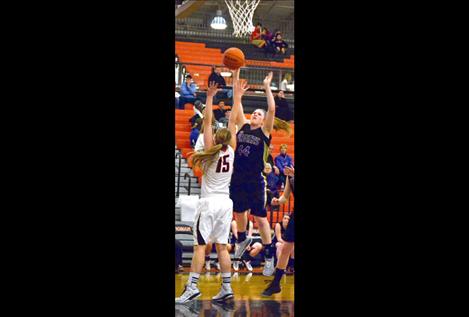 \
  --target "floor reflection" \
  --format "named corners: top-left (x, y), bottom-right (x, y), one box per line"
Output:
top-left (175, 299), bottom-right (294, 317)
